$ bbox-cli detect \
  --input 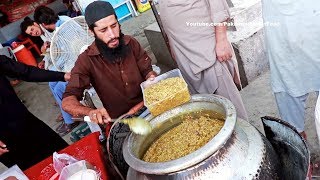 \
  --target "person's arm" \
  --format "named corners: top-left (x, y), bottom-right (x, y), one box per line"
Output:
top-left (63, 96), bottom-right (110, 124)
top-left (215, 25), bottom-right (232, 62)
top-left (207, 0), bottom-right (230, 24)
top-left (0, 55), bottom-right (67, 82)
top-left (207, 0), bottom-right (233, 62)
top-left (130, 37), bottom-right (157, 80)
top-left (62, 55), bottom-right (110, 124)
